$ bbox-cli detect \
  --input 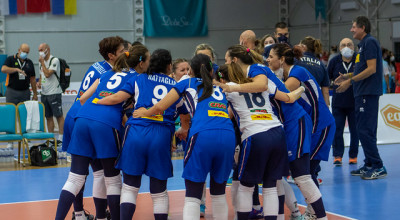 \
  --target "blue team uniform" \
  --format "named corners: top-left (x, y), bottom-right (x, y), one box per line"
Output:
top-left (297, 52), bottom-right (330, 87)
top-left (288, 65), bottom-right (335, 161)
top-left (62, 61), bottom-right (112, 151)
top-left (254, 64), bottom-right (312, 163)
top-left (174, 78), bottom-right (235, 184)
top-left (116, 73), bottom-right (179, 180)
top-left (67, 70), bottom-right (136, 159)
top-left (353, 34), bottom-right (383, 169)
